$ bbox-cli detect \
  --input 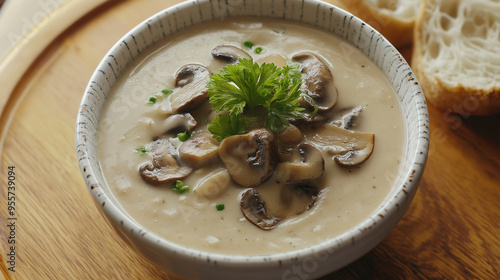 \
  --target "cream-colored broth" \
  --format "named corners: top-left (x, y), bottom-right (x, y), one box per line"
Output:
top-left (98, 18), bottom-right (405, 255)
